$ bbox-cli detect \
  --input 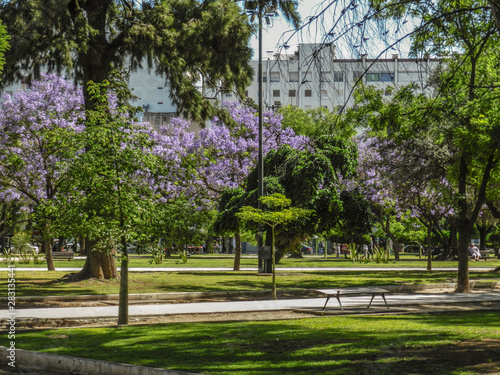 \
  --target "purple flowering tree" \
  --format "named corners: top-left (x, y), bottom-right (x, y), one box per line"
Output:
top-left (153, 102), bottom-right (308, 269)
top-left (0, 74), bottom-right (85, 270)
top-left (357, 134), bottom-right (458, 268)
top-left (156, 102), bottom-right (308, 200)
